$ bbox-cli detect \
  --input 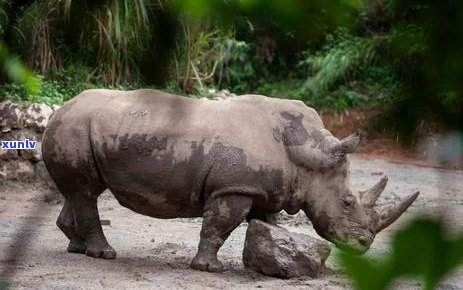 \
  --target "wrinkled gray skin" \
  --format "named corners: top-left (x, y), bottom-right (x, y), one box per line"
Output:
top-left (42, 89), bottom-right (419, 272)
